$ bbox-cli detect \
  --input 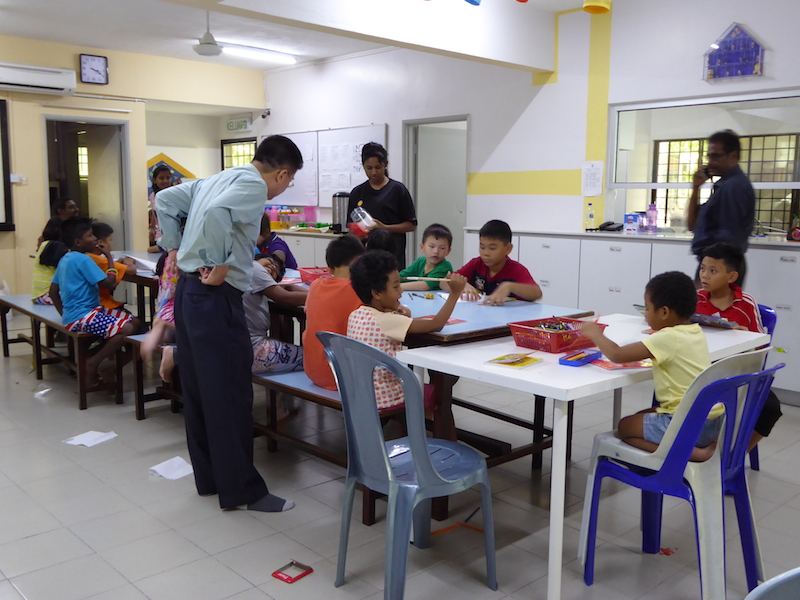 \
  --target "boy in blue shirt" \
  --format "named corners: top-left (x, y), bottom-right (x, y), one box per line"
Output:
top-left (50, 218), bottom-right (140, 386)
